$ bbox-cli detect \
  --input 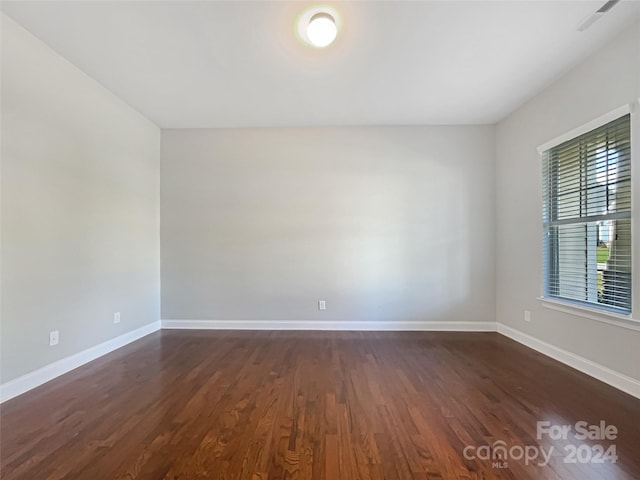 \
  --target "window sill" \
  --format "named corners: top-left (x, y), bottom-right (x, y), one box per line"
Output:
top-left (537, 297), bottom-right (640, 332)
